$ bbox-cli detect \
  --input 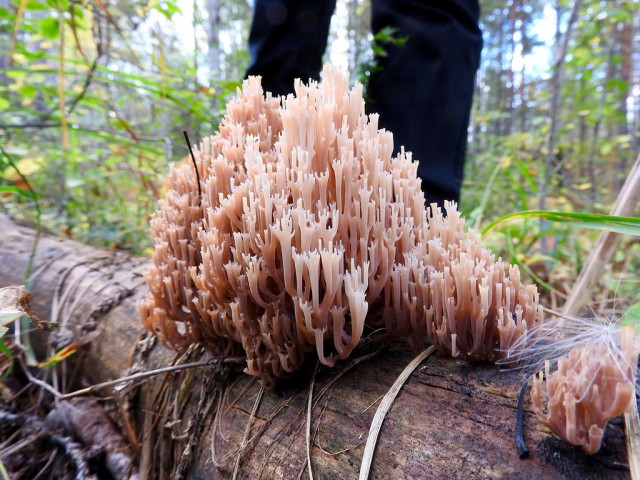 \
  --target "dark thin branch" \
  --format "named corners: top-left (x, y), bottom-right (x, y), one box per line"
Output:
top-left (183, 130), bottom-right (203, 207)
top-left (0, 53), bottom-right (100, 132)
top-left (515, 376), bottom-right (530, 459)
top-left (66, 56), bottom-right (100, 115)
